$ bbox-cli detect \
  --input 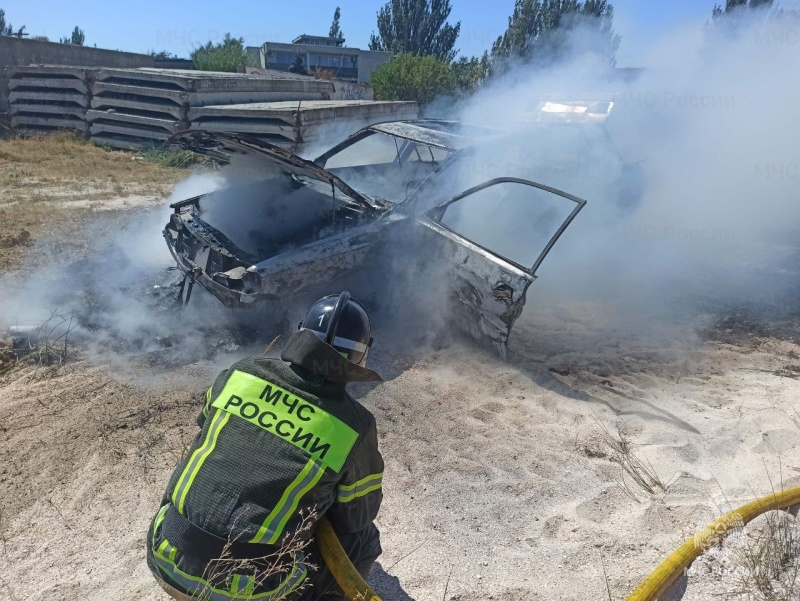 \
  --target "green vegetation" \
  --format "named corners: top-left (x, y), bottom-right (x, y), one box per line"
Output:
top-left (329, 6), bottom-right (344, 39)
top-left (60, 26), bottom-right (85, 46)
top-left (149, 50), bottom-right (178, 60)
top-left (367, 0), bottom-right (621, 104)
top-left (370, 53), bottom-right (456, 105)
top-left (369, 0), bottom-right (461, 61)
top-left (713, 0), bottom-right (774, 18)
top-left (0, 8), bottom-right (26, 37)
top-left (191, 33), bottom-right (253, 72)
top-left (451, 53), bottom-right (491, 94)
top-left (491, 0), bottom-right (620, 67)
top-left (289, 53), bottom-right (307, 75)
